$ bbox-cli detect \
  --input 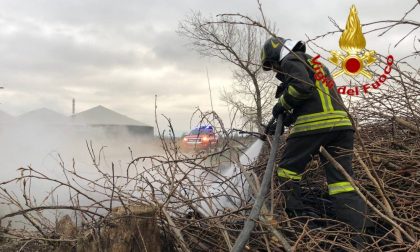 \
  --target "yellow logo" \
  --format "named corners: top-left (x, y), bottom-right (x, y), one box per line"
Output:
top-left (271, 40), bottom-right (280, 49)
top-left (328, 5), bottom-right (376, 79)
